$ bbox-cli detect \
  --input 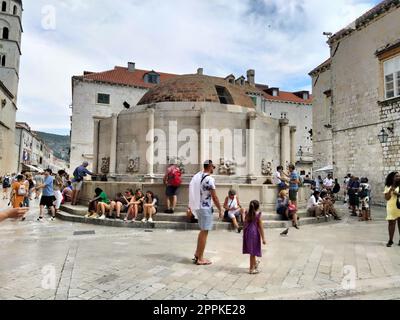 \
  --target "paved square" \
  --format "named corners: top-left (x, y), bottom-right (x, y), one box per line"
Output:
top-left (1, 198), bottom-right (400, 300)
